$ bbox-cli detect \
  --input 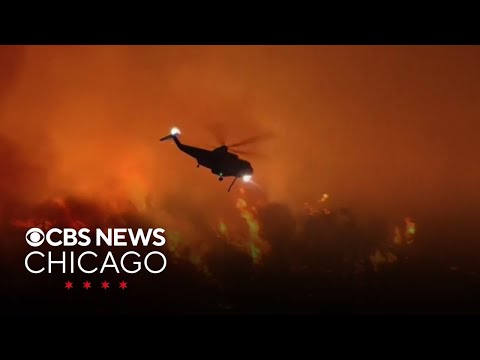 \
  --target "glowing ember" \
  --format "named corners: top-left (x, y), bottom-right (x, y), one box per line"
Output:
top-left (393, 226), bottom-right (403, 245)
top-left (304, 194), bottom-right (332, 216)
top-left (404, 217), bottom-right (416, 244)
top-left (369, 249), bottom-right (398, 272)
top-left (218, 220), bottom-right (228, 238)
